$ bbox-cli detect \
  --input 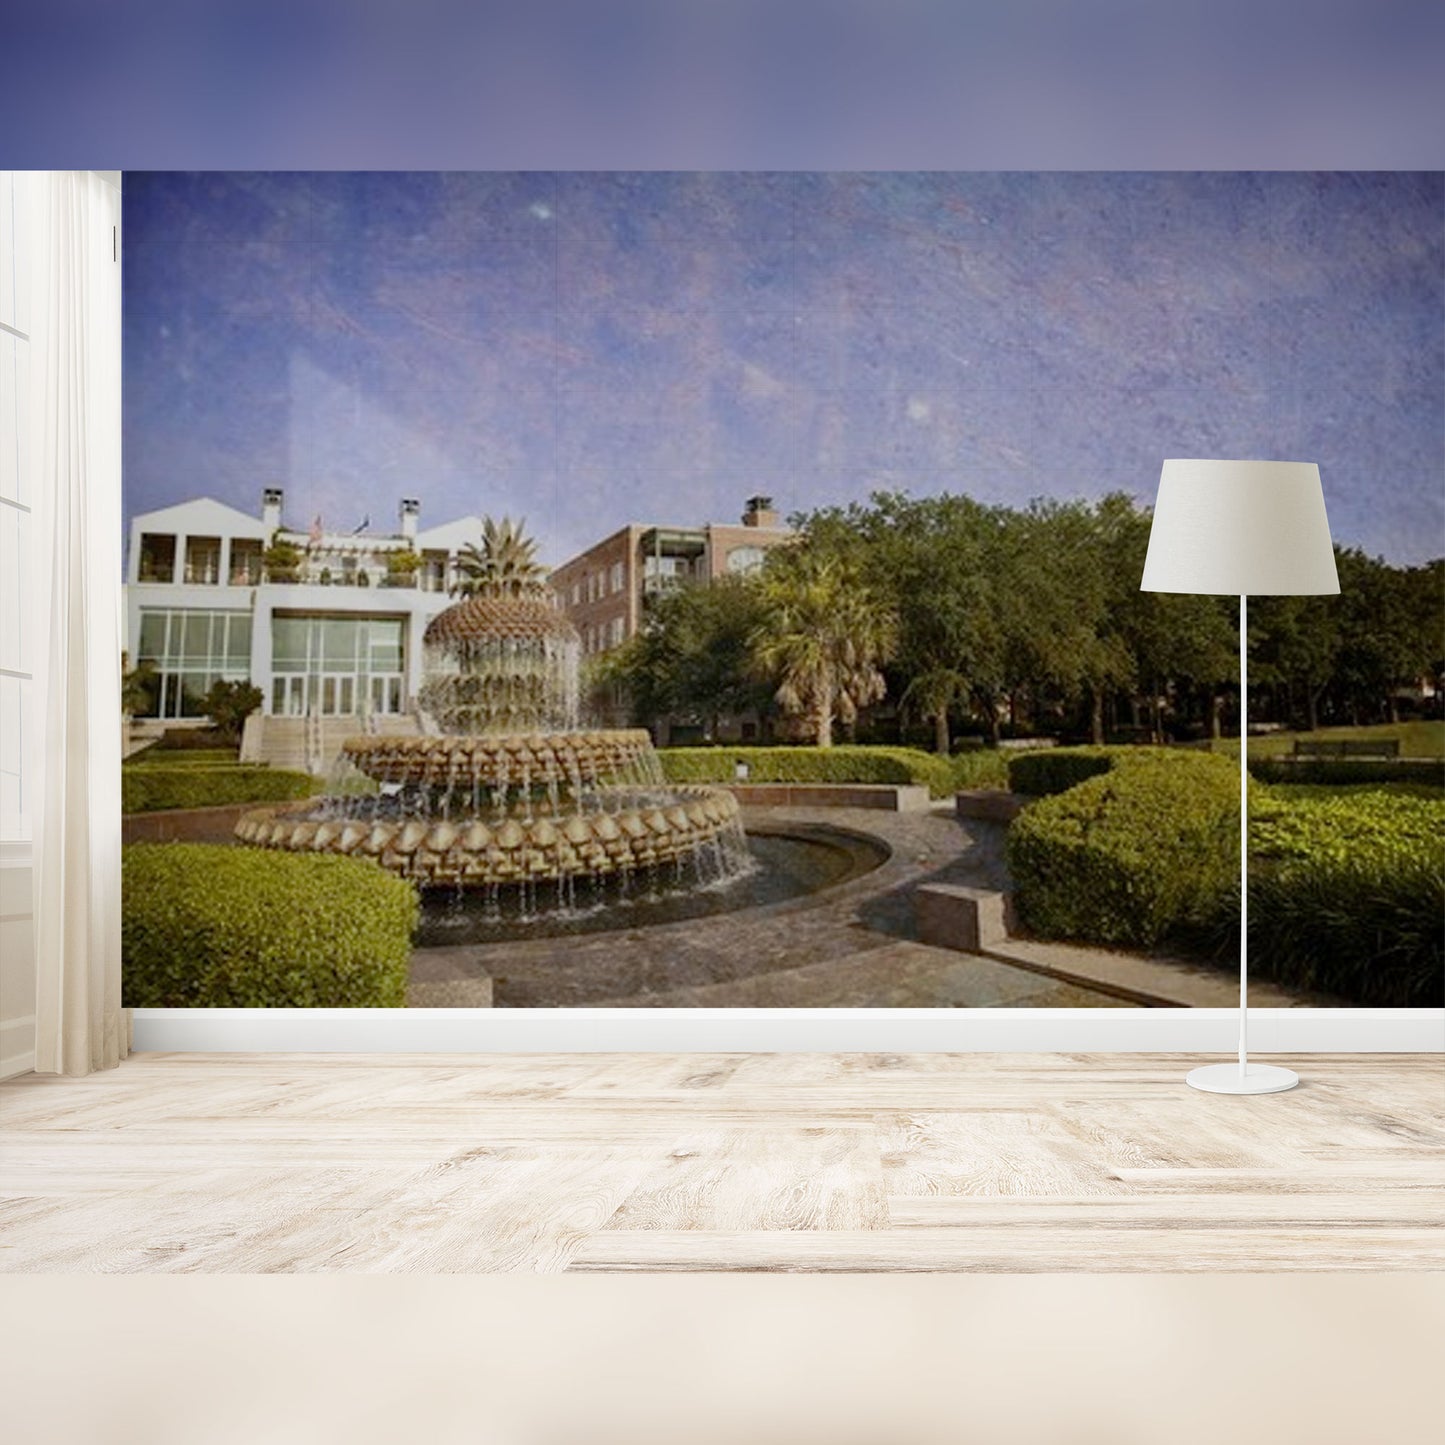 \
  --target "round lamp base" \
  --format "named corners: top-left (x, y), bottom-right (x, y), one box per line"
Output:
top-left (1186, 1063), bottom-right (1299, 1095)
